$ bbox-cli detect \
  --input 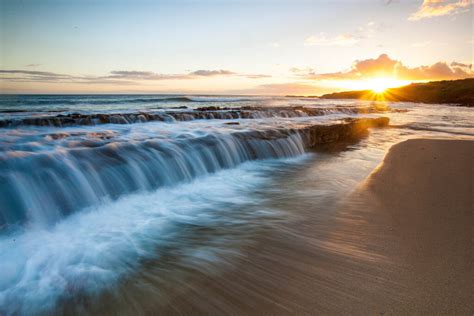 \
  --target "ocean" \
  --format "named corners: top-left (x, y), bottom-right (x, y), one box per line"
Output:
top-left (0, 94), bottom-right (473, 314)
